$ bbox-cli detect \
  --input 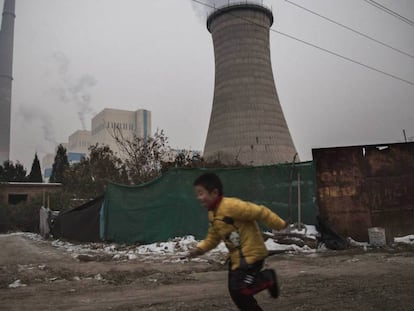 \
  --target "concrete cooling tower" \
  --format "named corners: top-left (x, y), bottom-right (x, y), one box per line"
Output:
top-left (203, 3), bottom-right (298, 165)
top-left (0, 0), bottom-right (15, 164)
